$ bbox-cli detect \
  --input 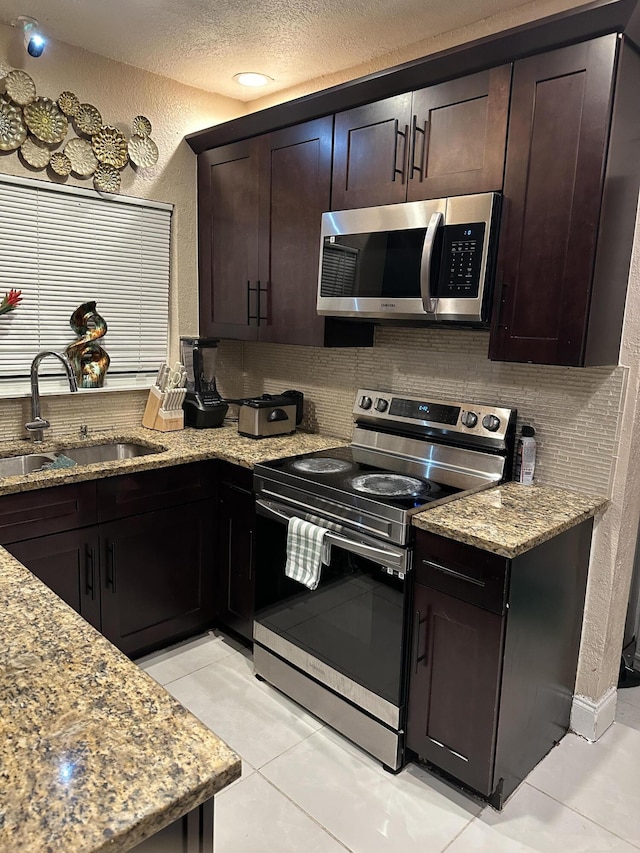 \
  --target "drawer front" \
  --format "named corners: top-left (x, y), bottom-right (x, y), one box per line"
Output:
top-left (0, 481), bottom-right (98, 544)
top-left (97, 461), bottom-right (217, 522)
top-left (218, 460), bottom-right (253, 494)
top-left (414, 529), bottom-right (509, 614)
